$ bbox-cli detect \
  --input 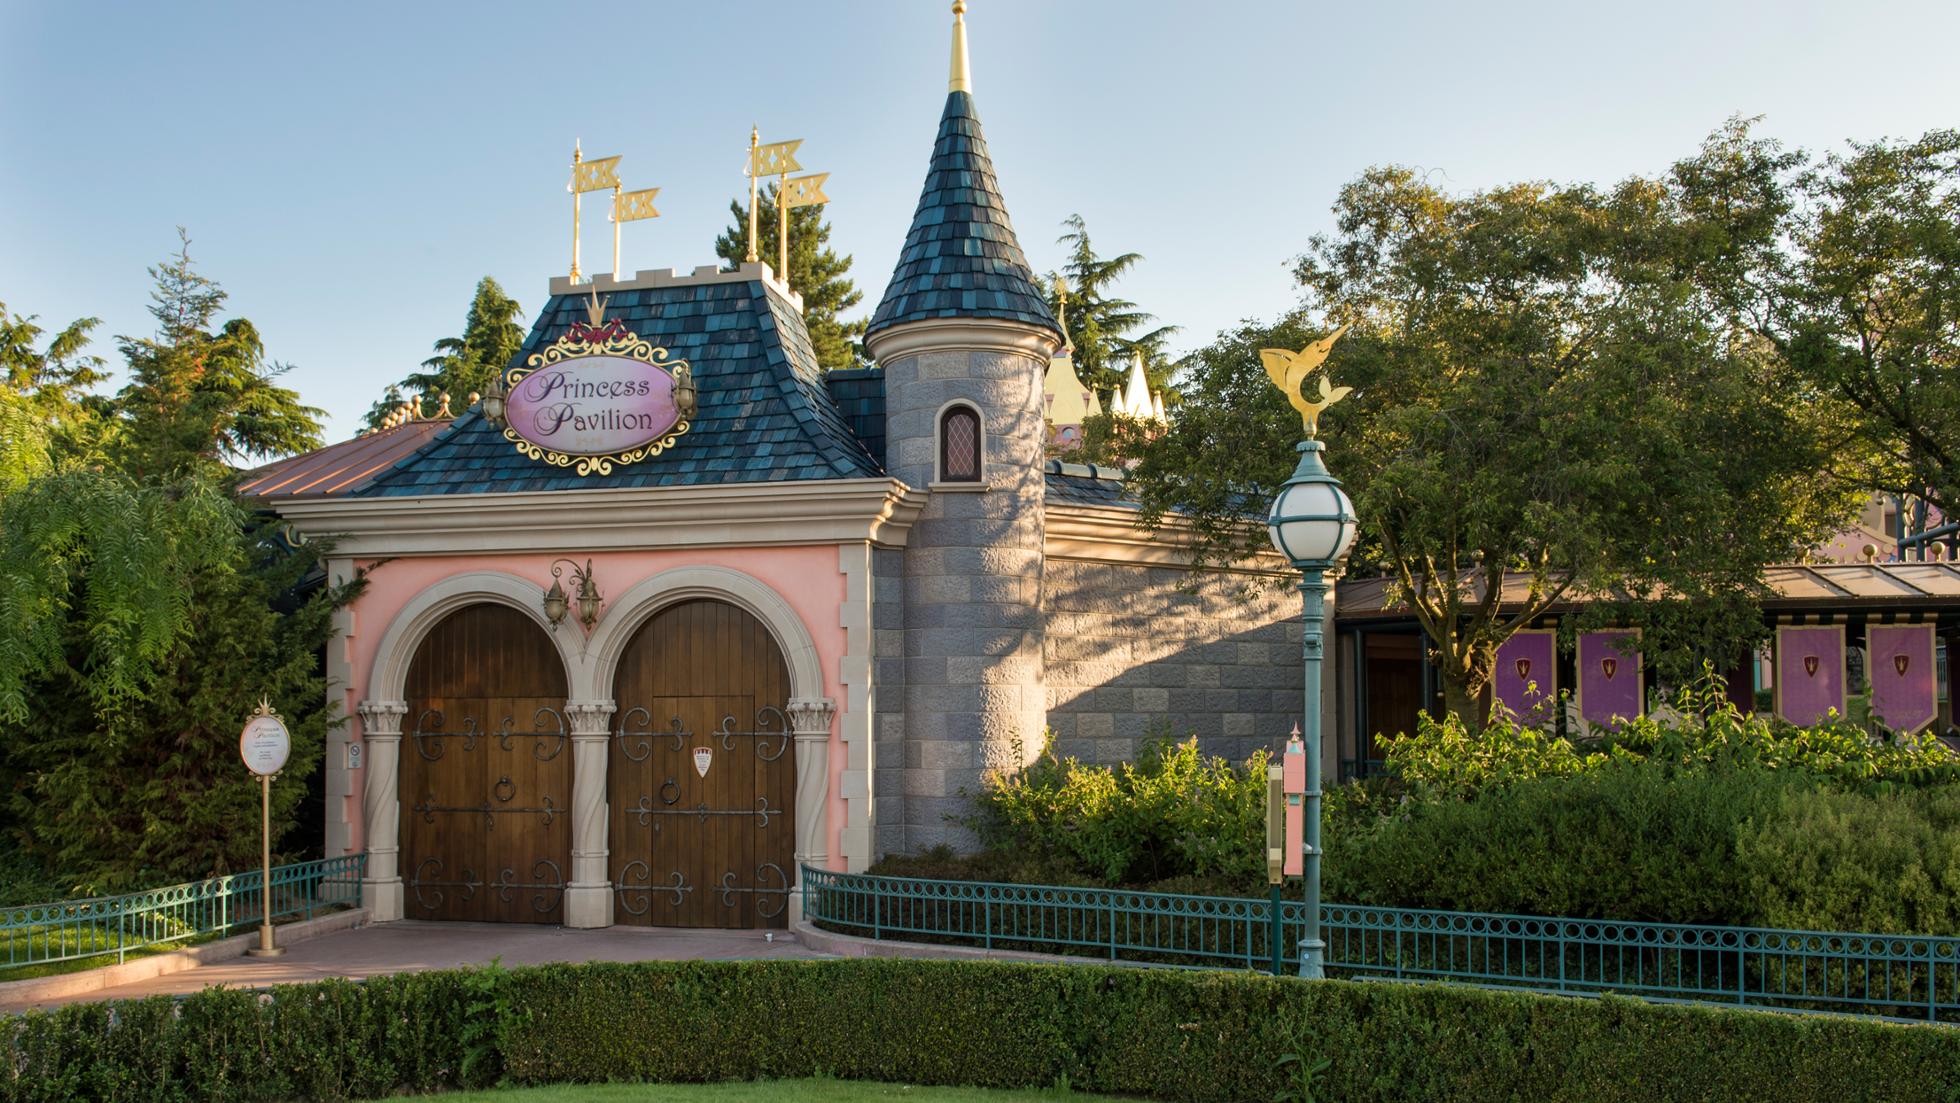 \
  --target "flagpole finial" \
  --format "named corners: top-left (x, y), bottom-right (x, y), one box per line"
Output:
top-left (949, 0), bottom-right (971, 94)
